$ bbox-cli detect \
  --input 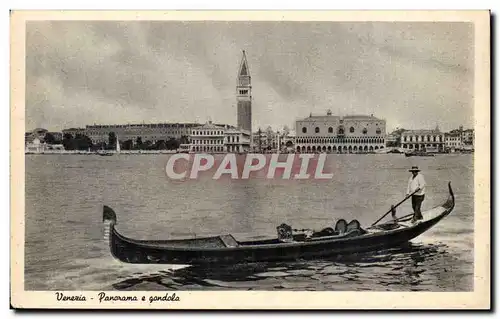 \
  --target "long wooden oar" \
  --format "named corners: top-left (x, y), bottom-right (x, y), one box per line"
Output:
top-left (393, 212), bottom-right (415, 222)
top-left (371, 189), bottom-right (419, 226)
